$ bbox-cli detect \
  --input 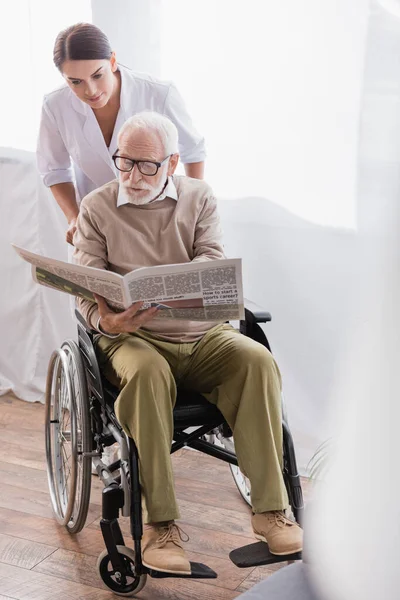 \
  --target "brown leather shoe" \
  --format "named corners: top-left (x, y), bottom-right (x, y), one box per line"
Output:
top-left (142, 521), bottom-right (191, 574)
top-left (252, 511), bottom-right (303, 555)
